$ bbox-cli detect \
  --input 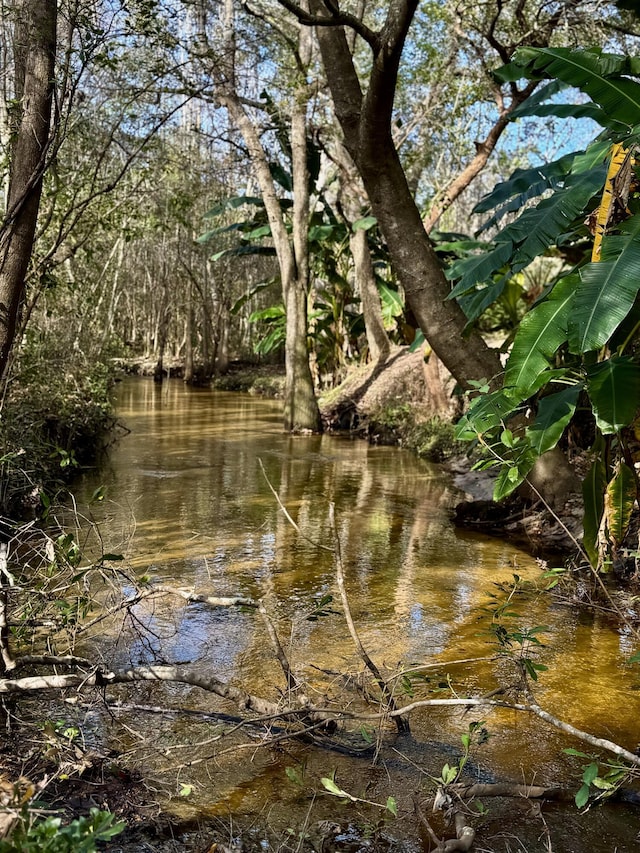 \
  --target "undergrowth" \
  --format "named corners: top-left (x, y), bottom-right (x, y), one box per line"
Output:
top-left (0, 338), bottom-right (118, 517)
top-left (368, 402), bottom-right (457, 462)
